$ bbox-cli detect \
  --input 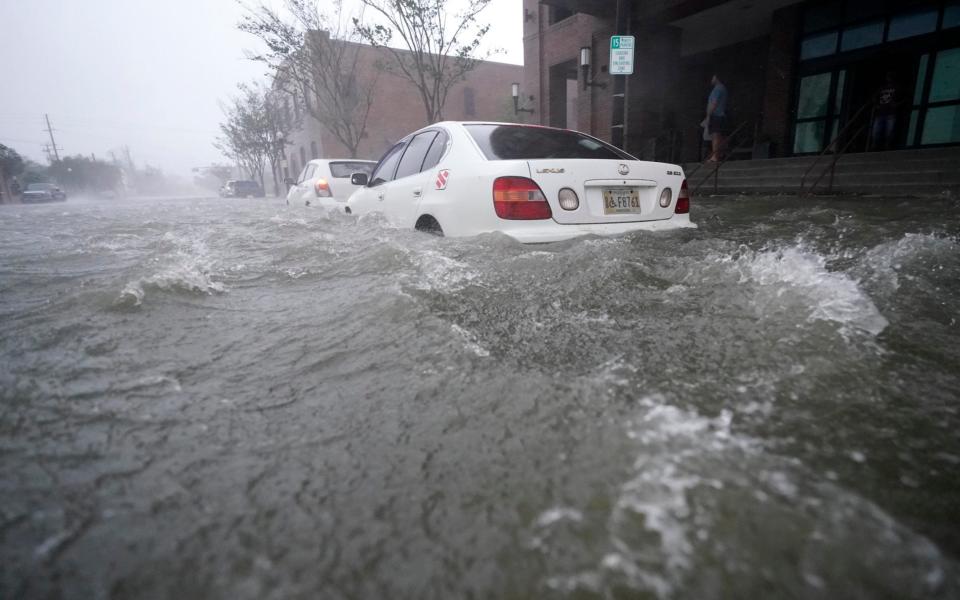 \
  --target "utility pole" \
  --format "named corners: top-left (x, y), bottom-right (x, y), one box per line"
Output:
top-left (44, 114), bottom-right (61, 162)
